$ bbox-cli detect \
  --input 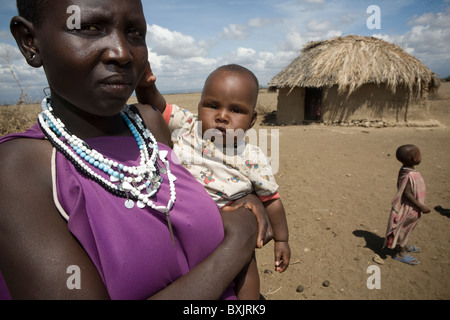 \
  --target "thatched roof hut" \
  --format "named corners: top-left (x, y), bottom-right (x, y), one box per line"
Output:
top-left (268, 35), bottom-right (440, 126)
